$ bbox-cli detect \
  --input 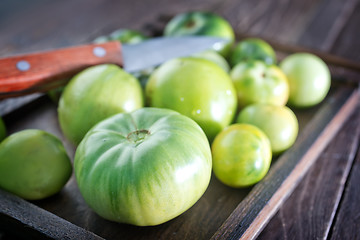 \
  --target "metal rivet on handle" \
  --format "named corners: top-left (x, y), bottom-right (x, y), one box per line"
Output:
top-left (93, 46), bottom-right (107, 57)
top-left (16, 60), bottom-right (31, 71)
